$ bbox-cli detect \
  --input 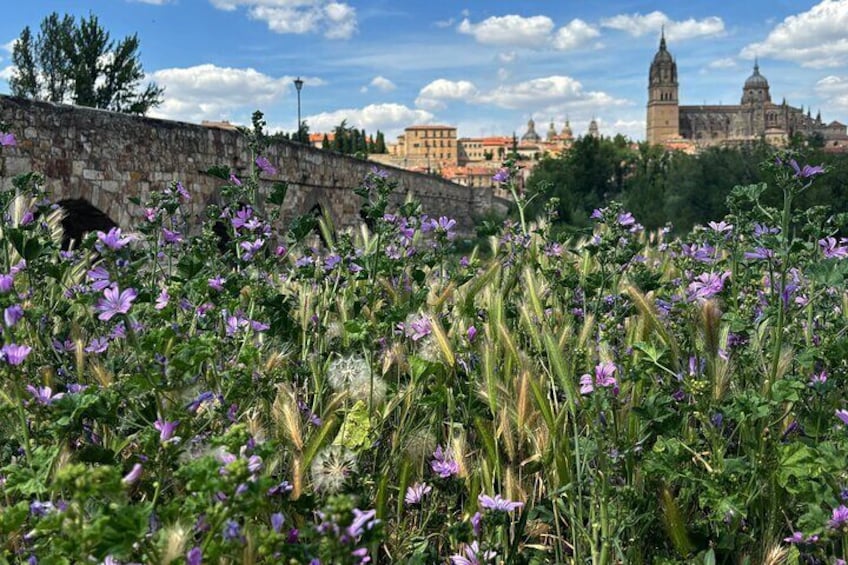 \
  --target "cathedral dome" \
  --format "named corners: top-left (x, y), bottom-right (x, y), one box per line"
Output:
top-left (744, 62), bottom-right (769, 88)
top-left (521, 118), bottom-right (541, 142)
